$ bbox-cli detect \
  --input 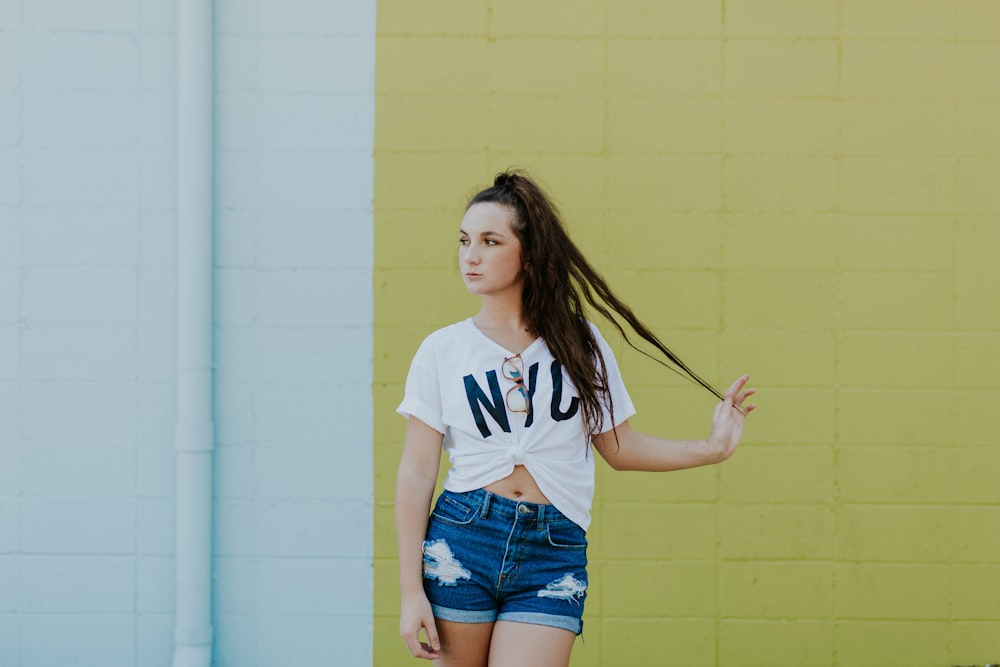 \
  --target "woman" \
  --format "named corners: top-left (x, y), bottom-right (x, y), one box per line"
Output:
top-left (395, 171), bottom-right (756, 666)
